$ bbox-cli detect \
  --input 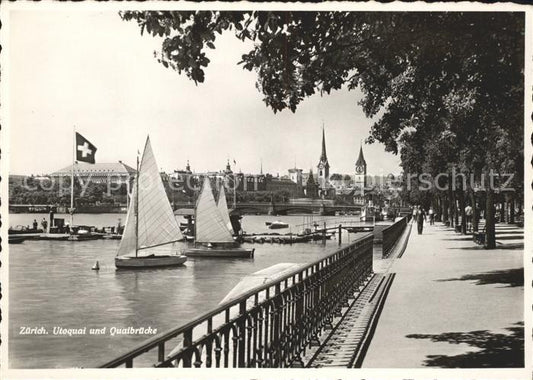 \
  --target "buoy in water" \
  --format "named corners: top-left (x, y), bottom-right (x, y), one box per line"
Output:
top-left (92, 260), bottom-right (100, 270)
